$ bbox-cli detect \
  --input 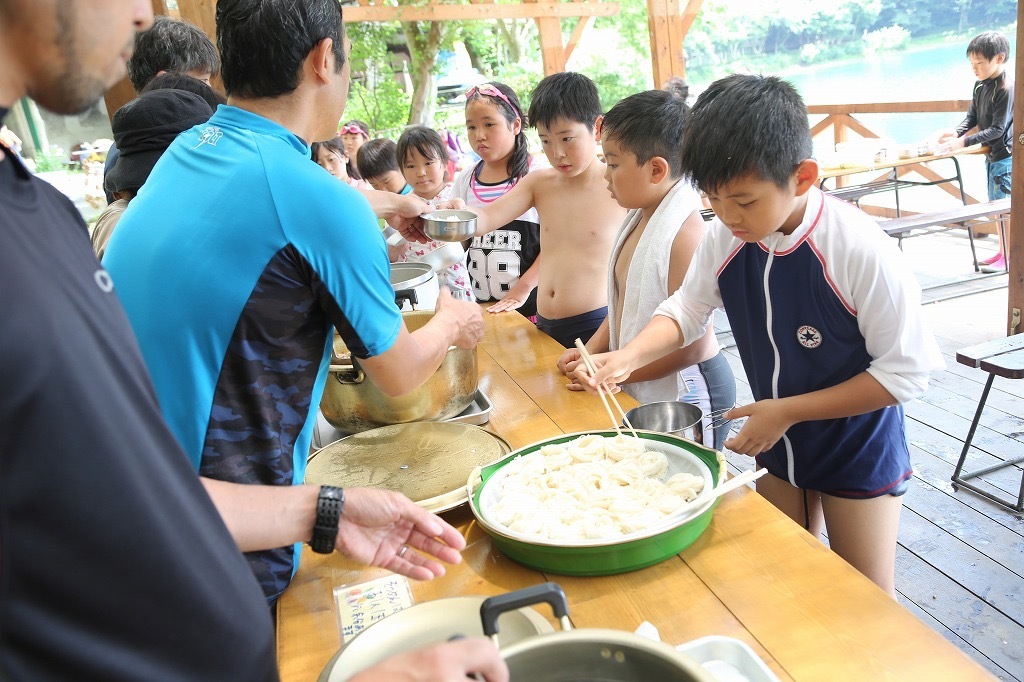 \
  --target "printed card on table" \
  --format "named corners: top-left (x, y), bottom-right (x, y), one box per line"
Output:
top-left (334, 574), bottom-right (415, 644)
